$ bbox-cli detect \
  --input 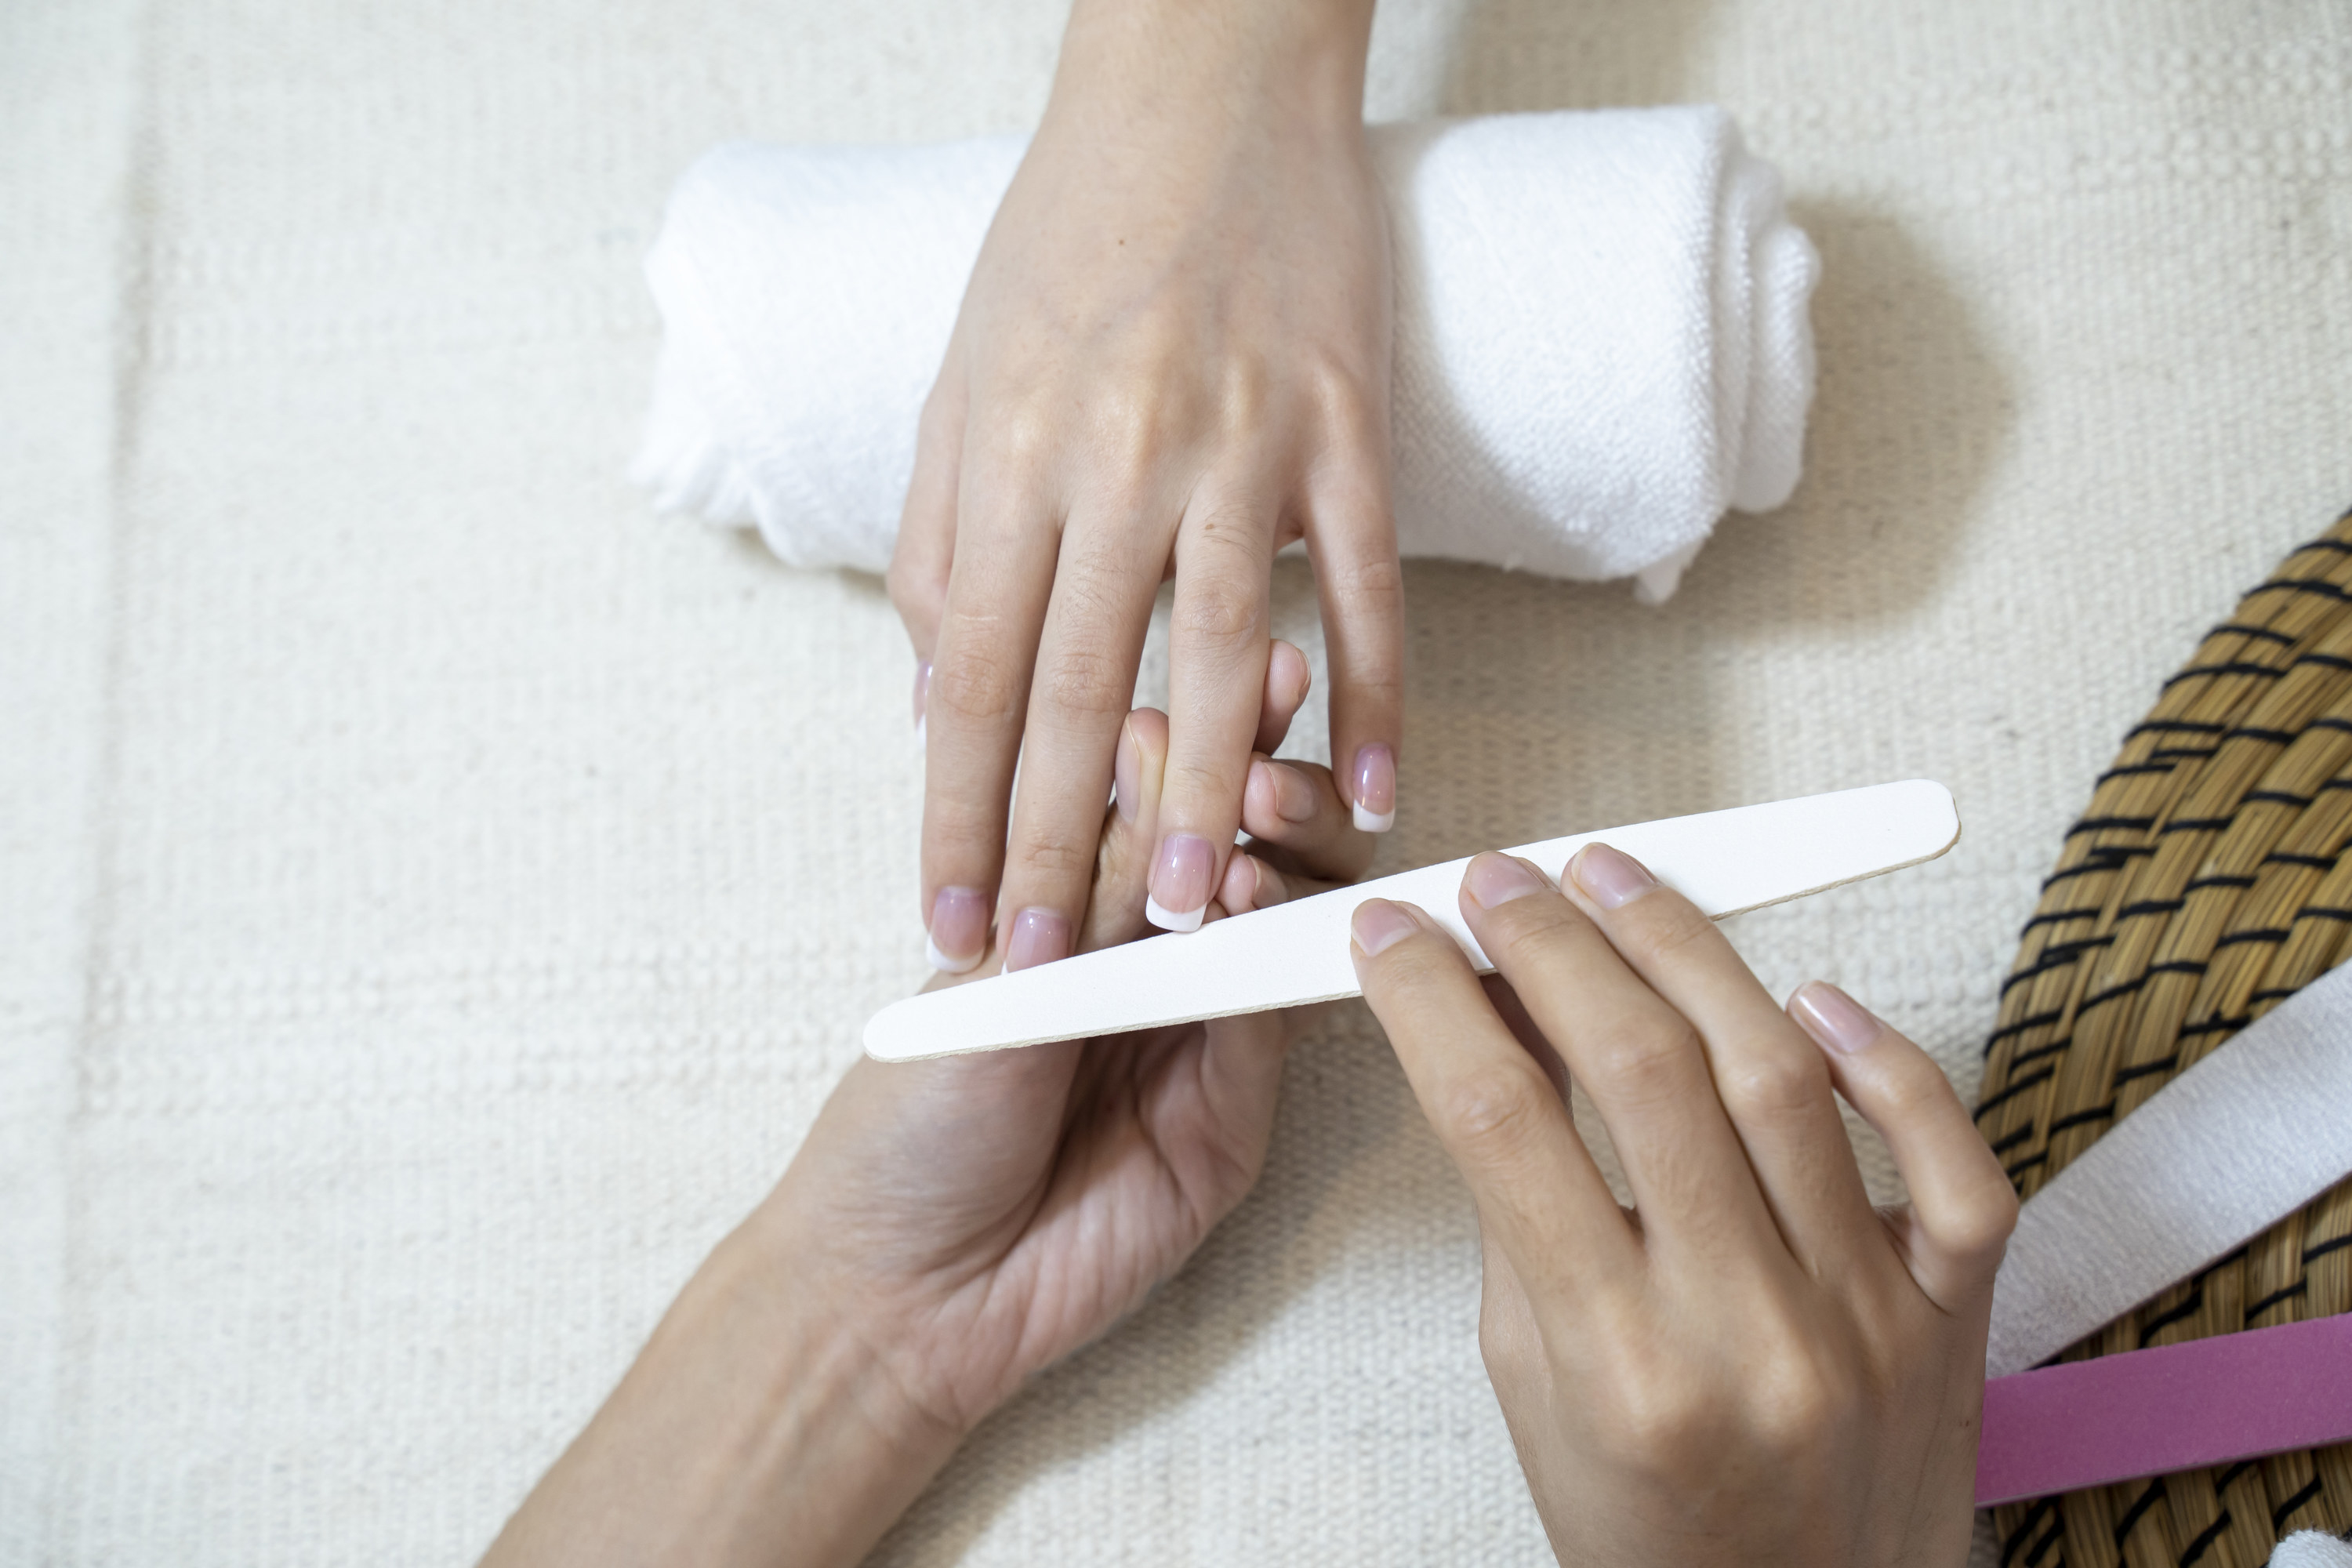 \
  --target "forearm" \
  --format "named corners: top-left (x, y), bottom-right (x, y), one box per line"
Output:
top-left (481, 1212), bottom-right (960, 1568)
top-left (1051, 0), bottom-right (1376, 136)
